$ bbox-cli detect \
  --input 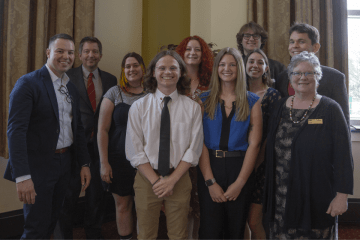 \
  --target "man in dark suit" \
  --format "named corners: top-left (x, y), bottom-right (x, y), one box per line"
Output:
top-left (275, 23), bottom-right (350, 125)
top-left (4, 33), bottom-right (91, 239)
top-left (55, 37), bottom-right (117, 239)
